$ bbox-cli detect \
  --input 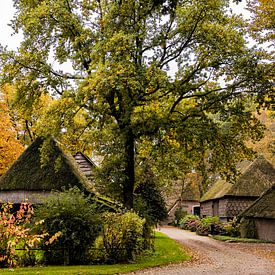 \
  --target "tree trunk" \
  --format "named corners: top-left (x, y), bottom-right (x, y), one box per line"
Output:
top-left (123, 128), bottom-right (135, 209)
